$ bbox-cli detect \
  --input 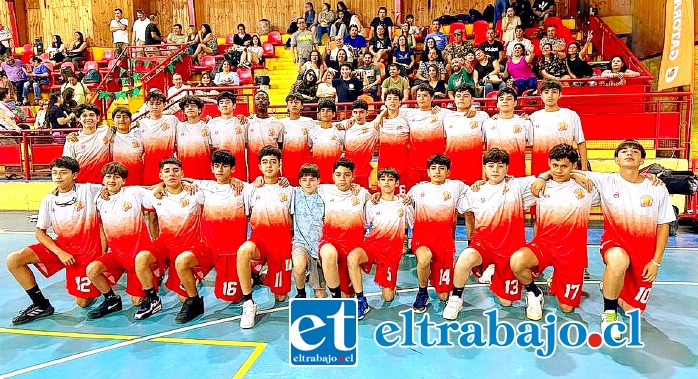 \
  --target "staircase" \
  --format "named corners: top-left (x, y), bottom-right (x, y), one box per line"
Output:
top-left (264, 40), bottom-right (301, 109)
